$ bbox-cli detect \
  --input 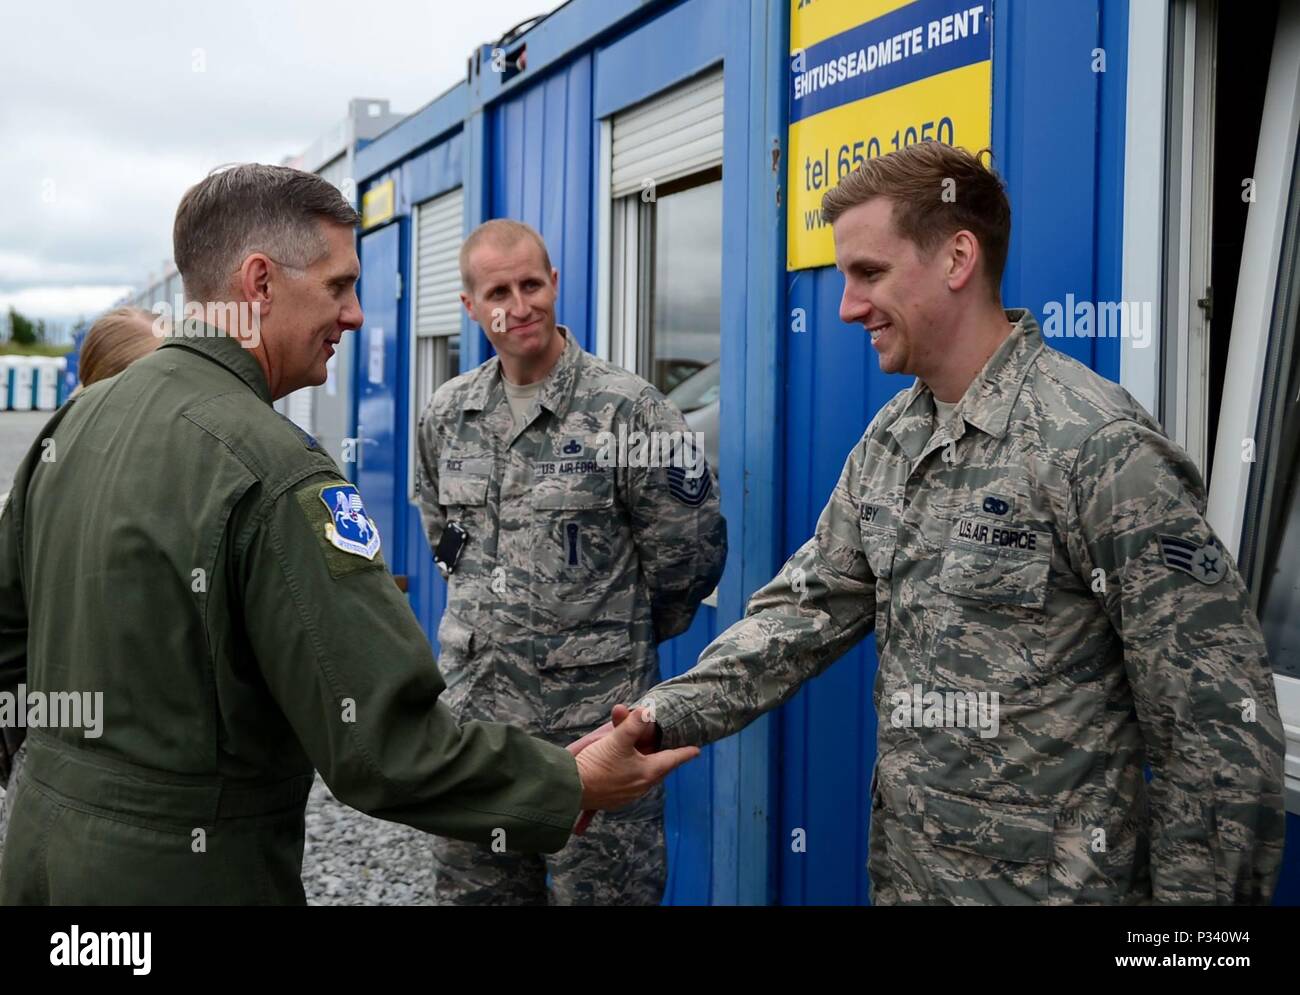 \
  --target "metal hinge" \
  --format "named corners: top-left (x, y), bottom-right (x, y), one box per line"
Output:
top-left (1196, 285), bottom-right (1213, 322)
